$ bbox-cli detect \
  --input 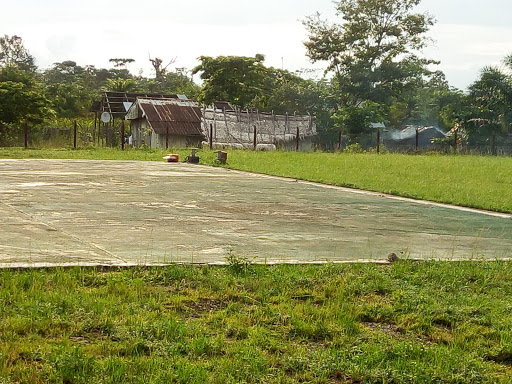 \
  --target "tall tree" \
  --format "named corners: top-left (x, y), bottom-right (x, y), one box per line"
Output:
top-left (149, 56), bottom-right (176, 80)
top-left (192, 55), bottom-right (268, 109)
top-left (0, 35), bottom-right (36, 71)
top-left (304, 0), bottom-right (436, 140)
top-left (109, 58), bottom-right (135, 68)
top-left (43, 61), bottom-right (97, 117)
top-left (466, 63), bottom-right (512, 143)
top-left (0, 66), bottom-right (54, 144)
